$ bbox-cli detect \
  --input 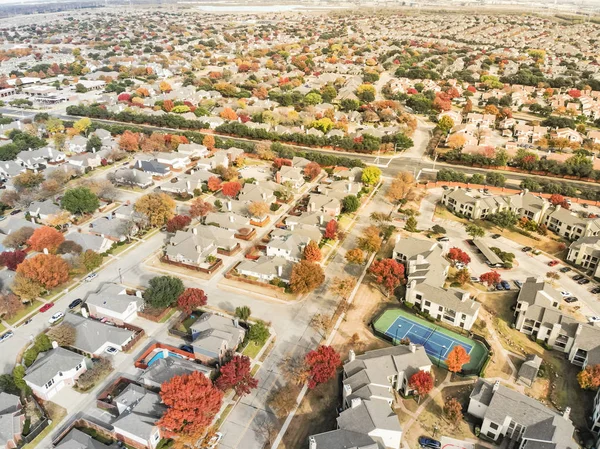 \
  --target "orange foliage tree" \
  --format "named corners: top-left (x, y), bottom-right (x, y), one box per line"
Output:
top-left (16, 254), bottom-right (69, 289)
top-left (27, 226), bottom-right (65, 253)
top-left (119, 130), bottom-right (140, 152)
top-left (220, 107), bottom-right (238, 121)
top-left (445, 346), bottom-right (471, 373)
